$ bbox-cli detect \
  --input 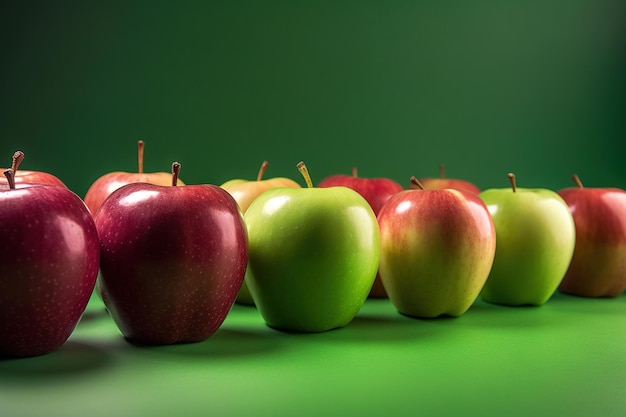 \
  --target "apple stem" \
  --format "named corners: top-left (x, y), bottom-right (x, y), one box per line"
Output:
top-left (171, 162), bottom-right (181, 186)
top-left (572, 174), bottom-right (584, 188)
top-left (508, 173), bottom-right (517, 192)
top-left (11, 151), bottom-right (25, 172)
top-left (410, 176), bottom-right (425, 190)
top-left (352, 166), bottom-right (358, 178)
top-left (257, 160), bottom-right (269, 181)
top-left (3, 169), bottom-right (16, 189)
top-left (297, 161), bottom-right (314, 188)
top-left (138, 140), bottom-right (145, 174)
top-left (439, 163), bottom-right (445, 179)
